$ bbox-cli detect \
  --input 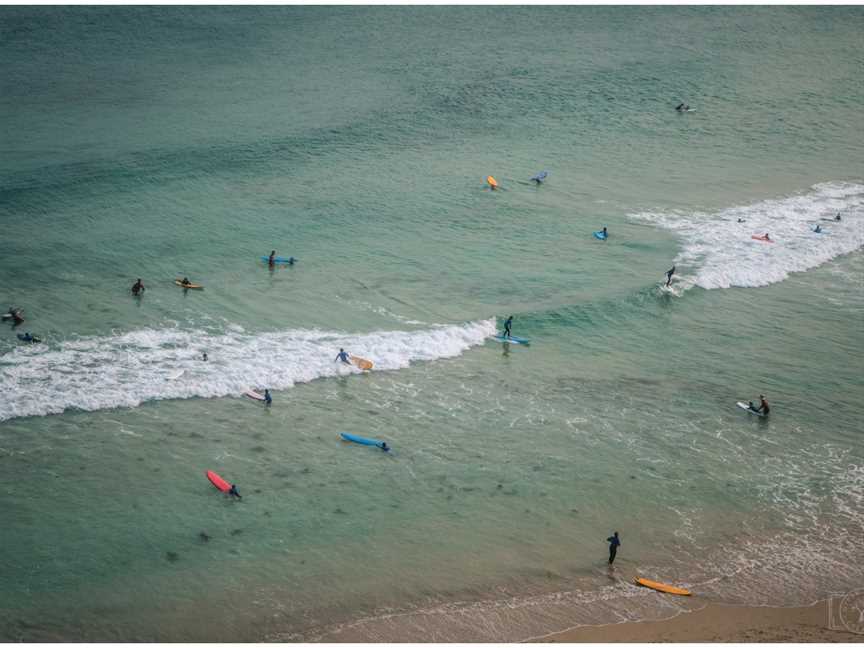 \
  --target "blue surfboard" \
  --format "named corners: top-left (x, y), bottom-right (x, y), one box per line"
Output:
top-left (493, 334), bottom-right (530, 345)
top-left (593, 231), bottom-right (607, 240)
top-left (261, 256), bottom-right (295, 264)
top-left (530, 171), bottom-right (548, 183)
top-left (341, 432), bottom-right (389, 451)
